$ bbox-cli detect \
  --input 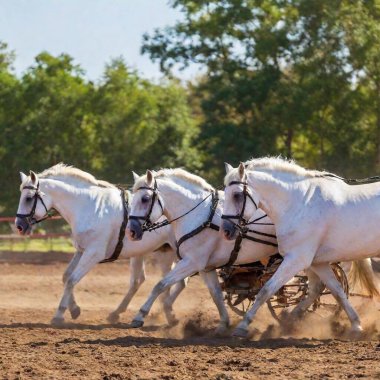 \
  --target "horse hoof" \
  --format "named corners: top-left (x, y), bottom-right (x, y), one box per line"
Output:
top-left (166, 317), bottom-right (179, 327)
top-left (130, 319), bottom-right (144, 328)
top-left (214, 326), bottom-right (229, 337)
top-left (51, 317), bottom-right (65, 326)
top-left (107, 312), bottom-right (120, 324)
top-left (70, 306), bottom-right (81, 320)
top-left (232, 327), bottom-right (249, 339)
top-left (349, 324), bottom-right (364, 340)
